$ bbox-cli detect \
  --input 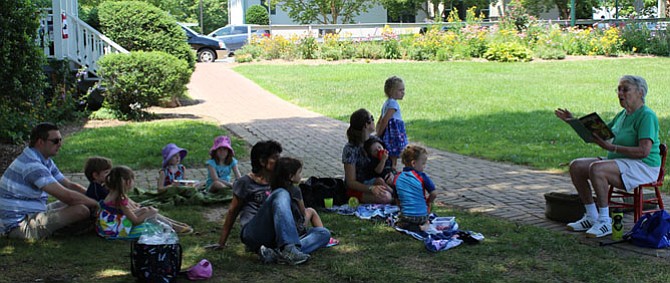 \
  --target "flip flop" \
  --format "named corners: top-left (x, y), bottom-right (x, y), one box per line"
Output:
top-left (326, 237), bottom-right (339, 247)
top-left (176, 226), bottom-right (194, 235)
